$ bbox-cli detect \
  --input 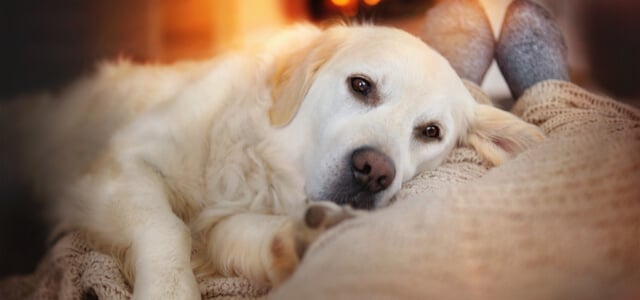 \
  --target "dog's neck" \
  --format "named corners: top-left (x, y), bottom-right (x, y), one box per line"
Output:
top-left (266, 117), bottom-right (309, 181)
